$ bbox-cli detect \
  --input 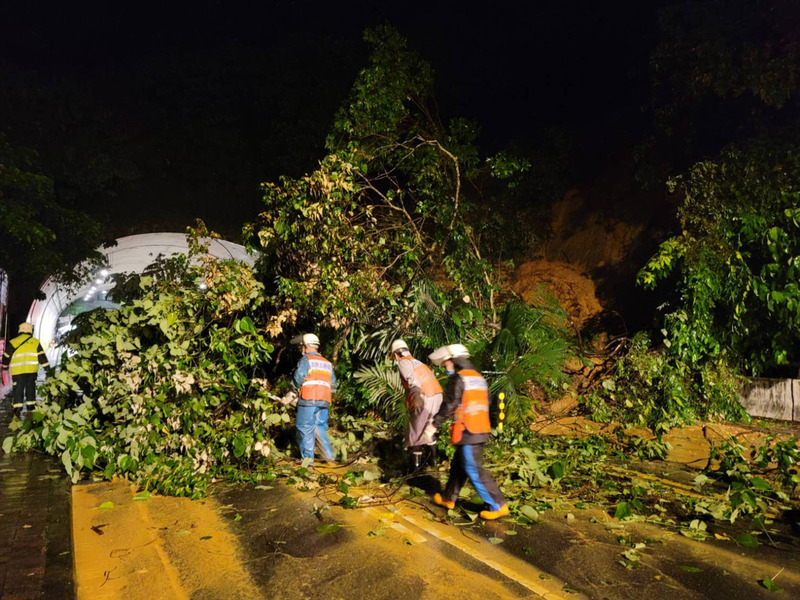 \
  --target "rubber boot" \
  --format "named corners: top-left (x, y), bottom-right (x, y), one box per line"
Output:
top-left (426, 444), bottom-right (438, 467)
top-left (409, 447), bottom-right (425, 473)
